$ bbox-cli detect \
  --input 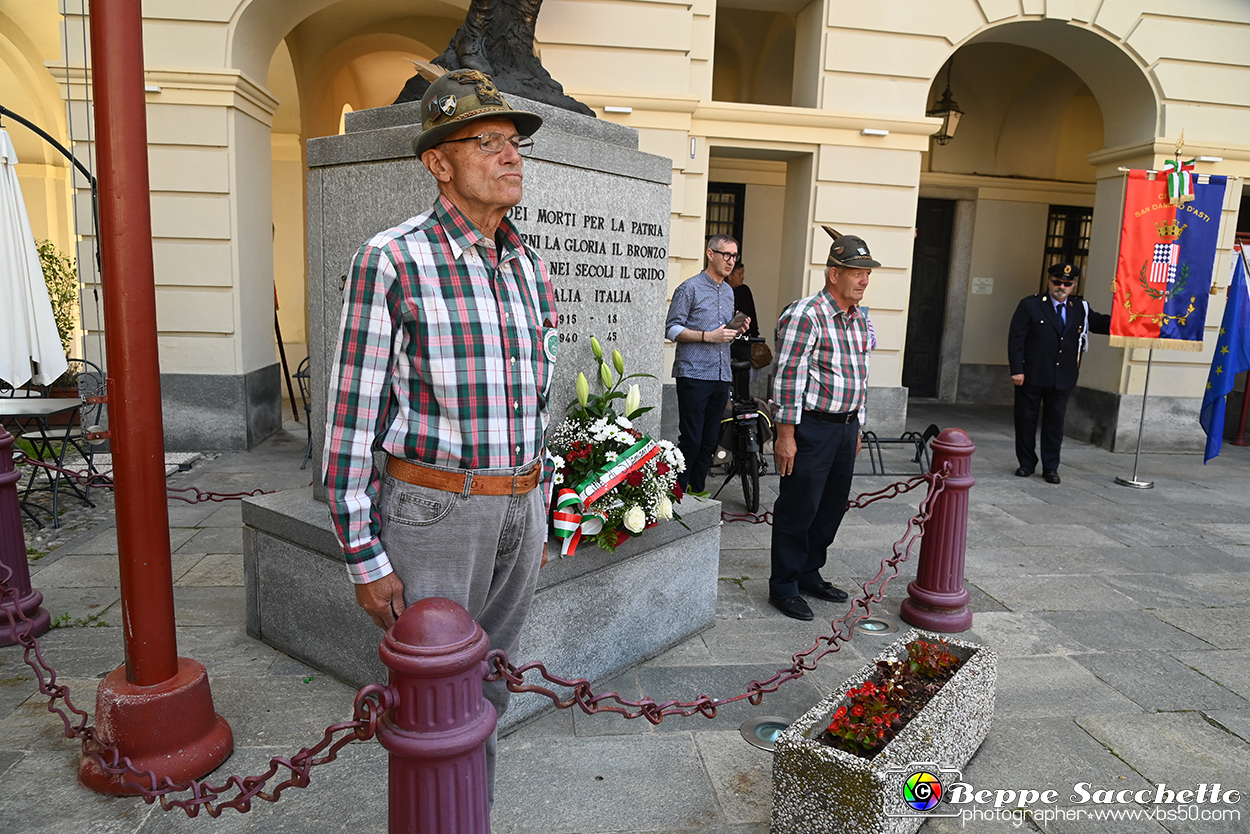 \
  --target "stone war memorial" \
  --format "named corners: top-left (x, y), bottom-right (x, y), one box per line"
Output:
top-left (243, 84), bottom-right (722, 730)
